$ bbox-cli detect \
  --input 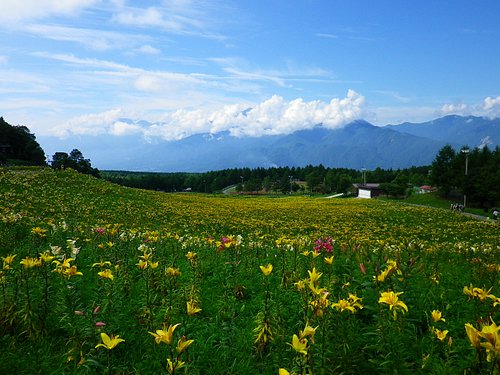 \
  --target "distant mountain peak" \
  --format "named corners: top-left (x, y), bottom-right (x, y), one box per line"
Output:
top-left (37, 115), bottom-right (500, 171)
top-left (344, 119), bottom-right (374, 128)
